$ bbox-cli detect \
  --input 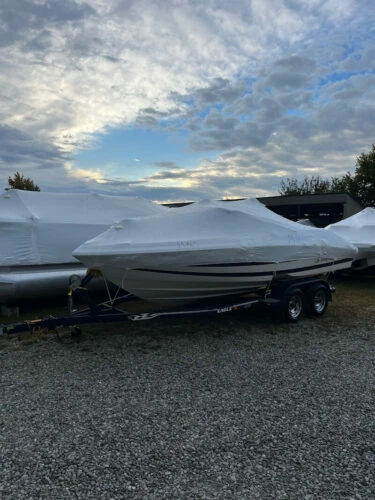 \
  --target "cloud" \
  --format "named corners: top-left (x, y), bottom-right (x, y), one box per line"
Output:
top-left (226, 94), bottom-right (256, 116)
top-left (340, 44), bottom-right (375, 72)
top-left (275, 55), bottom-right (317, 73)
top-left (190, 115), bottom-right (274, 151)
top-left (153, 161), bottom-right (181, 169)
top-left (0, 0), bottom-right (95, 46)
top-left (261, 55), bottom-right (318, 91)
top-left (193, 78), bottom-right (246, 106)
top-left (0, 125), bottom-right (64, 167)
top-left (0, 0), bottom-right (374, 201)
top-left (257, 98), bottom-right (284, 122)
top-left (99, 147), bottom-right (294, 202)
top-left (266, 71), bottom-right (310, 89)
top-left (278, 116), bottom-right (316, 140)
